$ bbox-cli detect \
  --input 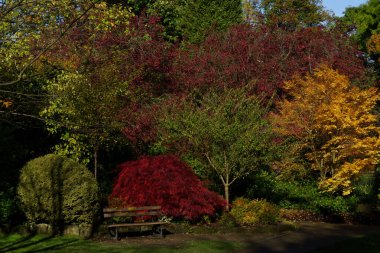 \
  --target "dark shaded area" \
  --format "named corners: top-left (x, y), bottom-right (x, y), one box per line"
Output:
top-left (0, 122), bottom-right (53, 191)
top-left (239, 223), bottom-right (380, 253)
top-left (96, 142), bottom-right (135, 202)
top-left (50, 158), bottom-right (64, 235)
top-left (0, 121), bottom-right (55, 227)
